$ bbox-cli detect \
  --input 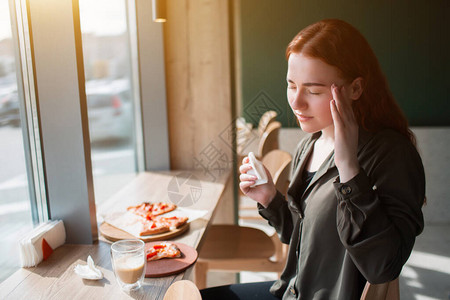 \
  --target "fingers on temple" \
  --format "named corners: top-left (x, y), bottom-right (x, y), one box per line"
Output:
top-left (330, 99), bottom-right (343, 129)
top-left (331, 84), bottom-right (353, 123)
